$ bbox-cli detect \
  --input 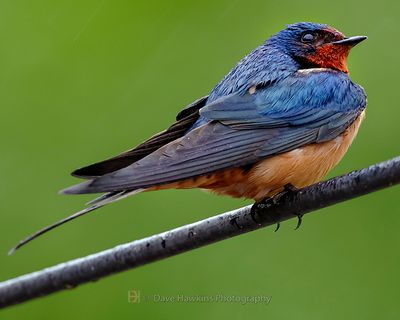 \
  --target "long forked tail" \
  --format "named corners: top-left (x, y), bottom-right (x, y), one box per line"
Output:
top-left (8, 189), bottom-right (143, 255)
